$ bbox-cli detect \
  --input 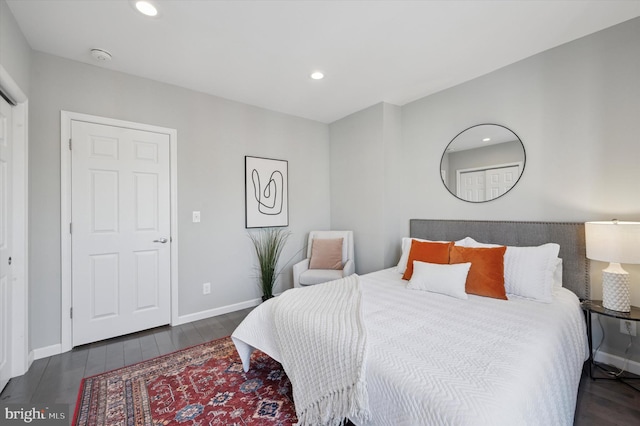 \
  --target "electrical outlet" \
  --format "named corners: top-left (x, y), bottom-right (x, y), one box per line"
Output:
top-left (202, 282), bottom-right (211, 295)
top-left (620, 319), bottom-right (637, 336)
top-left (192, 211), bottom-right (201, 223)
